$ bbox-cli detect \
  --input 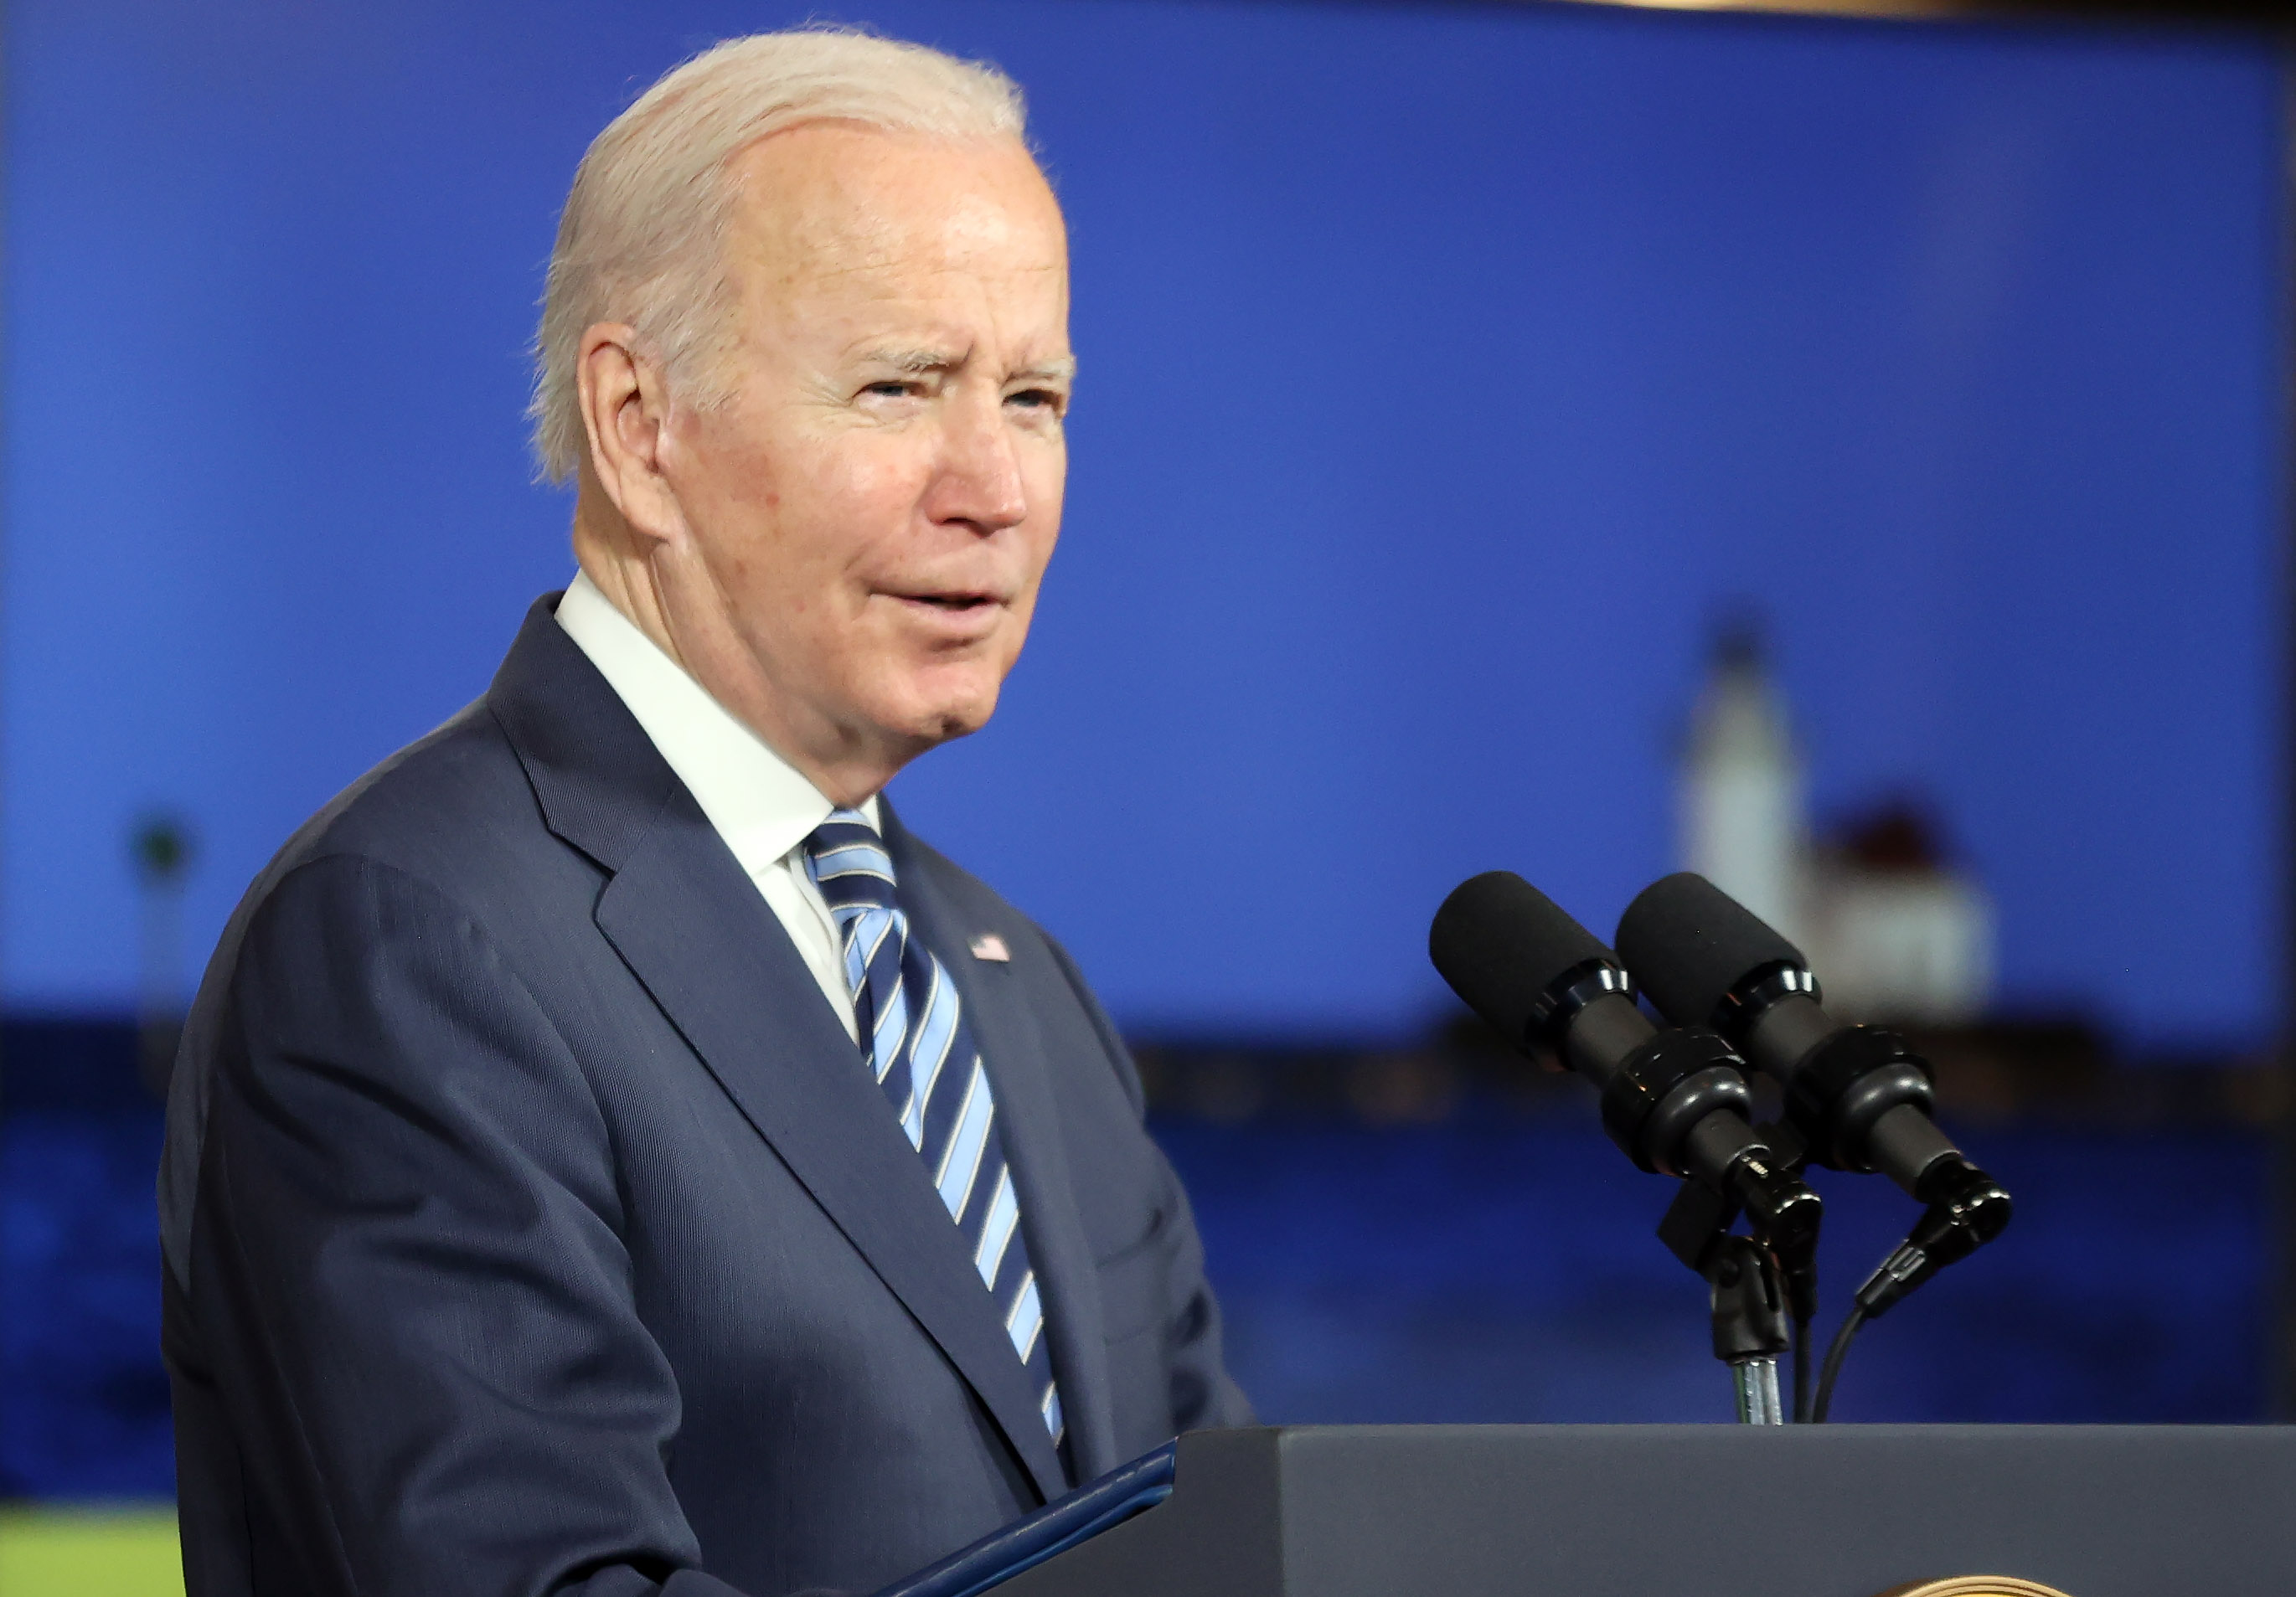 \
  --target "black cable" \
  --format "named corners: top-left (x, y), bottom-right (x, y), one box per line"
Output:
top-left (1809, 1303), bottom-right (1868, 1424)
top-left (1791, 1315), bottom-right (1813, 1423)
